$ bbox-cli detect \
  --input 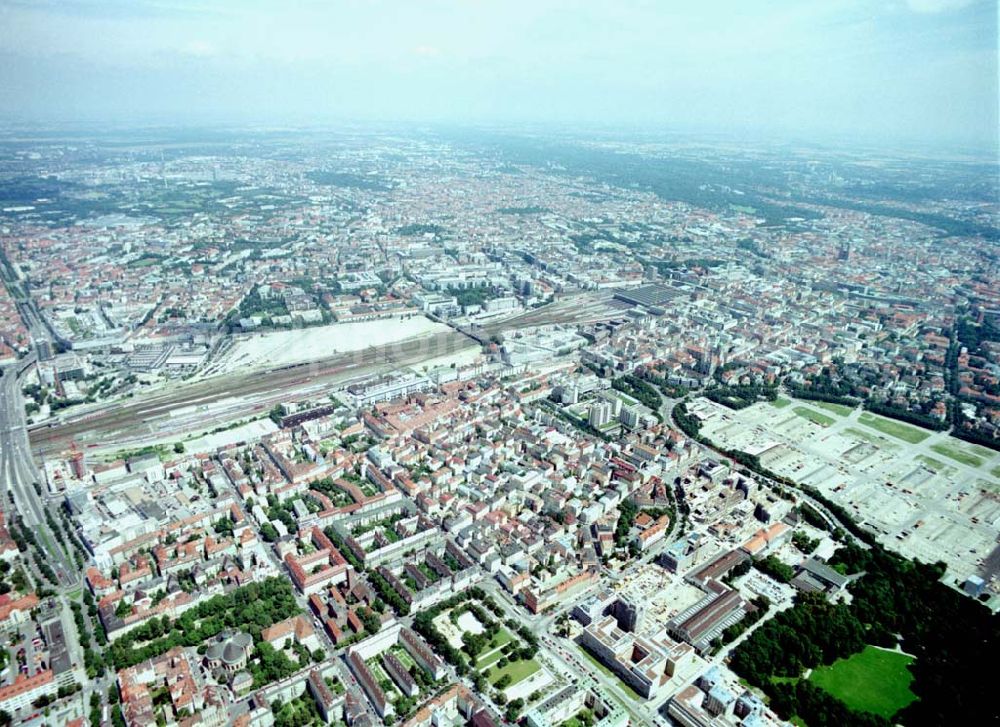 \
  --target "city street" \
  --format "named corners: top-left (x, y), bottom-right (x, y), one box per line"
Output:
top-left (0, 360), bottom-right (77, 588)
